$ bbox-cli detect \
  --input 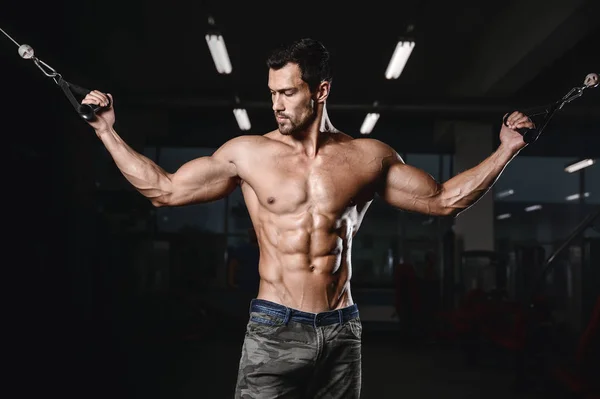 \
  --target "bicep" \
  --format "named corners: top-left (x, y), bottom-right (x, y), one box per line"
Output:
top-left (162, 147), bottom-right (240, 206)
top-left (379, 161), bottom-right (446, 216)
